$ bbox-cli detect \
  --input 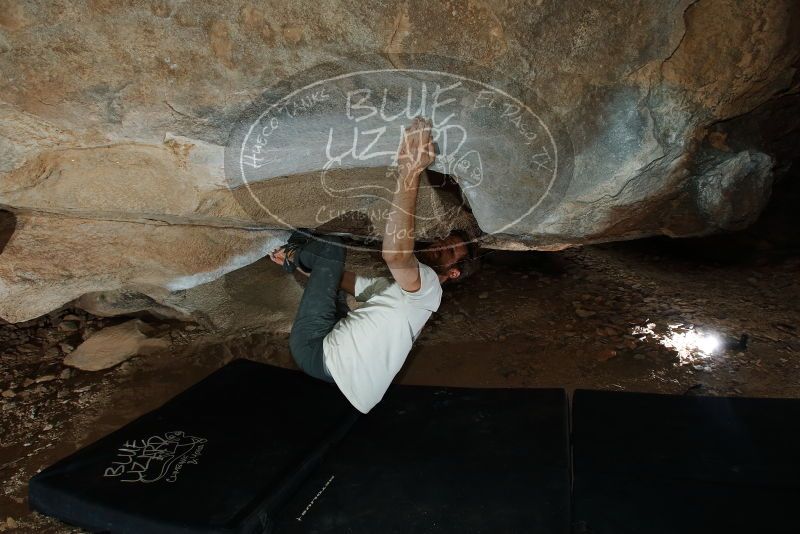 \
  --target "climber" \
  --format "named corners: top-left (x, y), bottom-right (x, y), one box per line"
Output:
top-left (269, 116), bottom-right (477, 414)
